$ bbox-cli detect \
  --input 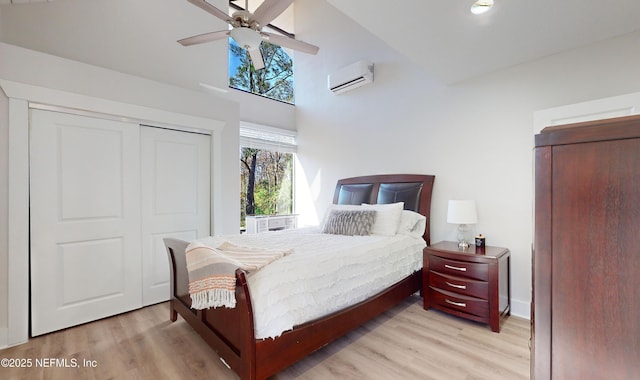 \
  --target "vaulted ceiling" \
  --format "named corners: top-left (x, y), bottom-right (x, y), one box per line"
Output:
top-left (2, 1), bottom-right (640, 87)
top-left (328, 0), bottom-right (640, 83)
